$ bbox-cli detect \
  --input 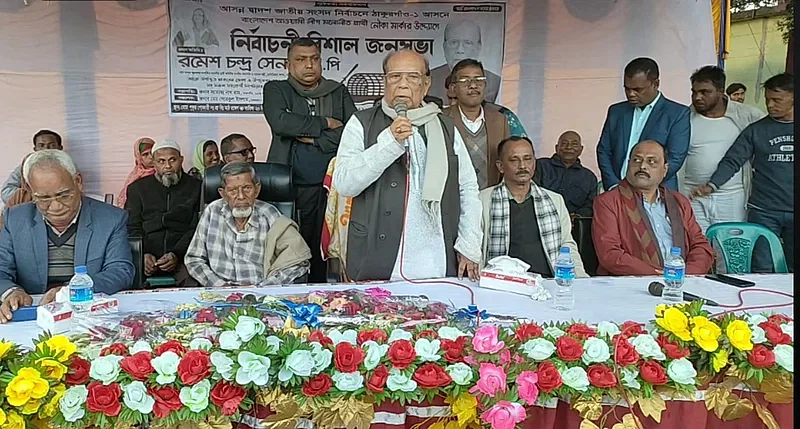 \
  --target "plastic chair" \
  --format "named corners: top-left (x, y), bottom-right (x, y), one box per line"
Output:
top-left (705, 222), bottom-right (788, 274)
